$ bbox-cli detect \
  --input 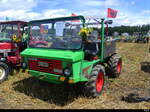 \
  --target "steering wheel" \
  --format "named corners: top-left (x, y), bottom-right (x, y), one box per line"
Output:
top-left (71, 36), bottom-right (82, 42)
top-left (35, 43), bottom-right (47, 47)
